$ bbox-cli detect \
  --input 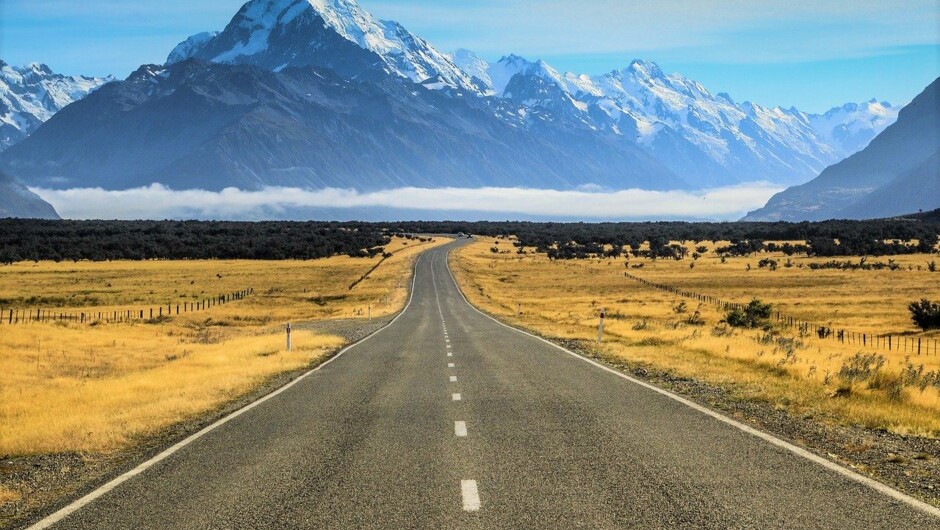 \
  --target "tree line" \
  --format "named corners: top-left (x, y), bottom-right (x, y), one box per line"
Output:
top-left (0, 211), bottom-right (938, 263)
top-left (0, 220), bottom-right (392, 263)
